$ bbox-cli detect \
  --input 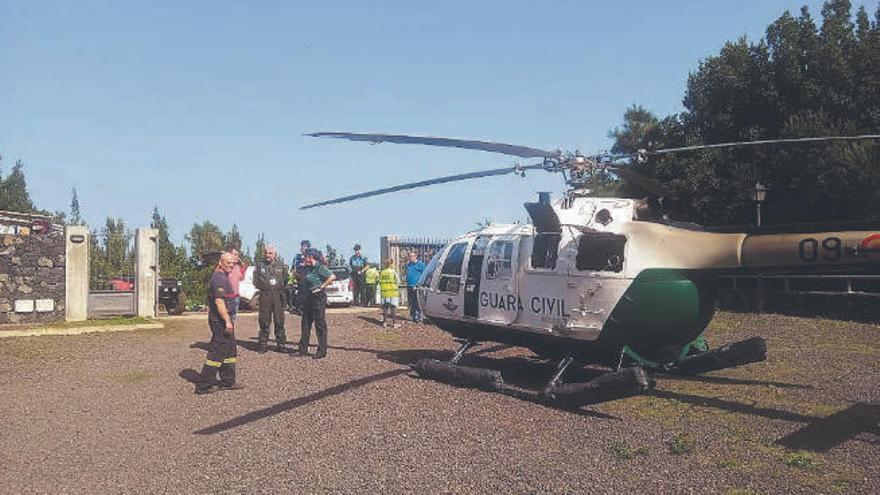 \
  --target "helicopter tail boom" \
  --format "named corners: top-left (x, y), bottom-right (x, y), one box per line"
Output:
top-left (740, 230), bottom-right (880, 273)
